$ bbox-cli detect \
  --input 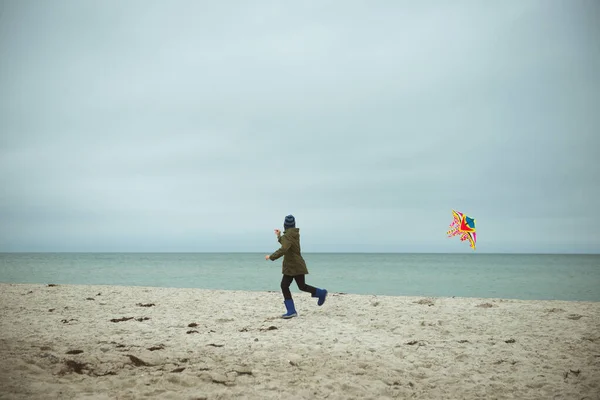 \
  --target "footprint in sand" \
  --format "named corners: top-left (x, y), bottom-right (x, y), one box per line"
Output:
top-left (566, 314), bottom-right (583, 320)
